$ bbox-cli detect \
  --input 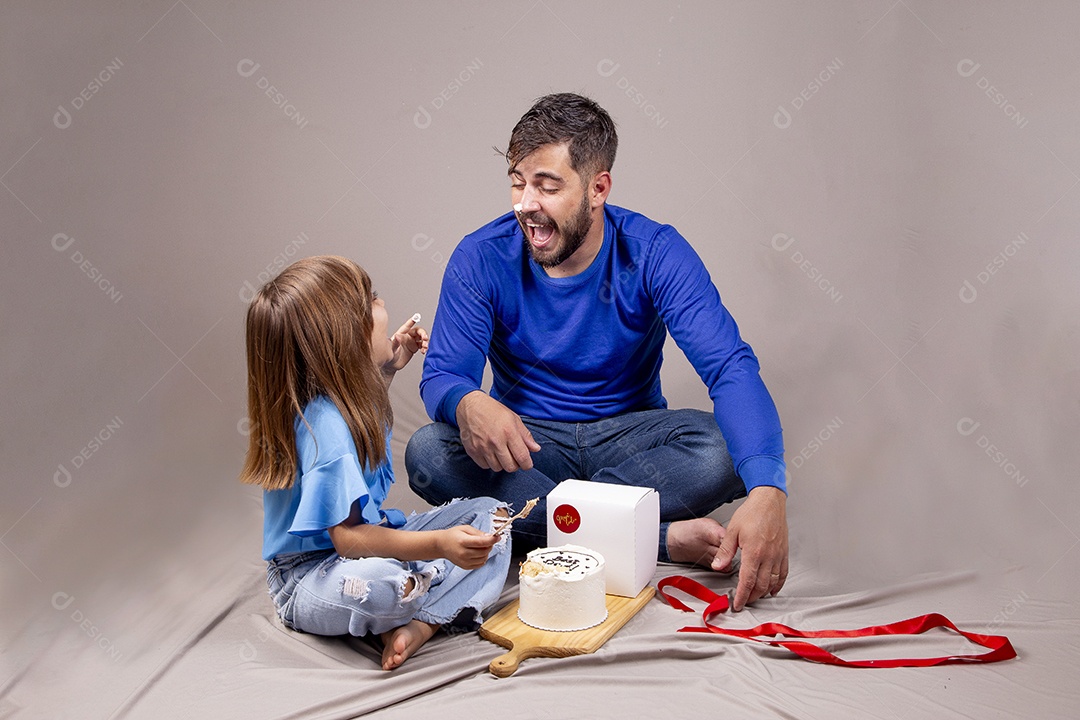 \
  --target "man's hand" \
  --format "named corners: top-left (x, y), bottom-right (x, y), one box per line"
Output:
top-left (456, 391), bottom-right (541, 472)
top-left (712, 486), bottom-right (788, 611)
top-left (436, 525), bottom-right (499, 569)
